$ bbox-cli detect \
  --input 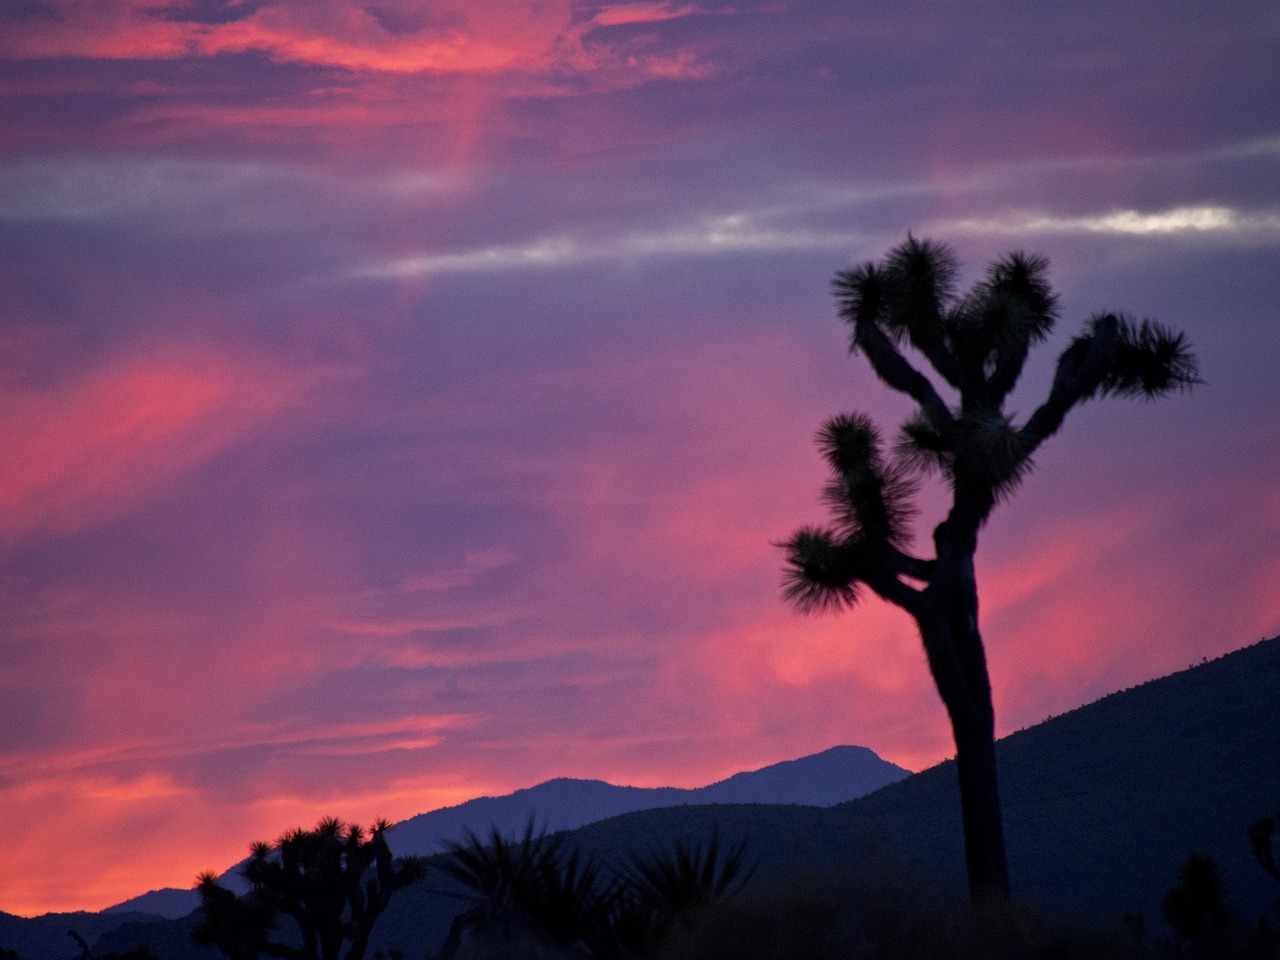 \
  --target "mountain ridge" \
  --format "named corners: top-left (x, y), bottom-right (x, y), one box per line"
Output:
top-left (9, 636), bottom-right (1279, 960)
top-left (92, 744), bottom-right (908, 921)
